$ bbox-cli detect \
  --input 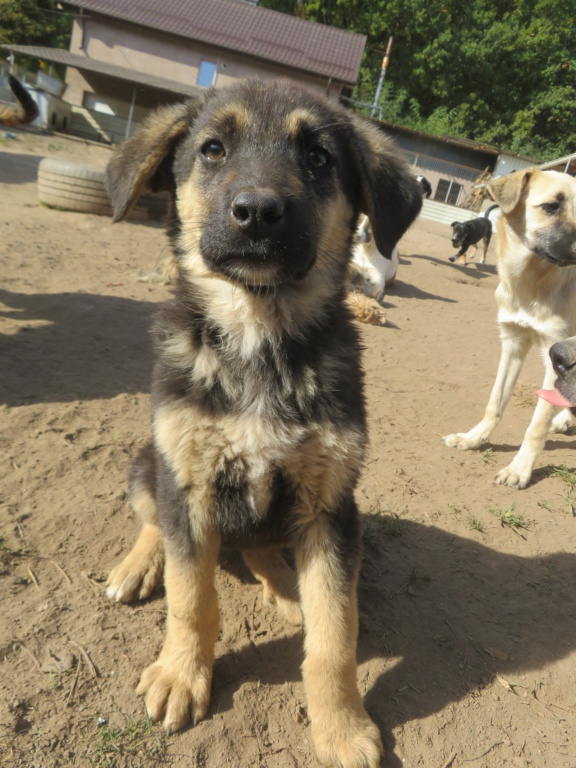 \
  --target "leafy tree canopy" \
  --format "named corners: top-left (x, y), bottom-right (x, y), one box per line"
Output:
top-left (261, 0), bottom-right (576, 160)
top-left (0, 0), bottom-right (72, 71)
